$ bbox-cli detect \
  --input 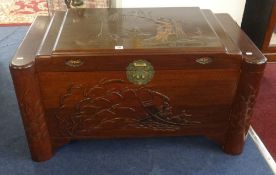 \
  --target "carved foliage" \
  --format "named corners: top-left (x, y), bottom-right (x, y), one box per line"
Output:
top-left (228, 69), bottom-right (262, 136)
top-left (229, 85), bottom-right (257, 134)
top-left (12, 68), bottom-right (50, 143)
top-left (55, 78), bottom-right (199, 137)
top-left (20, 91), bottom-right (48, 141)
top-left (75, 10), bottom-right (218, 48)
